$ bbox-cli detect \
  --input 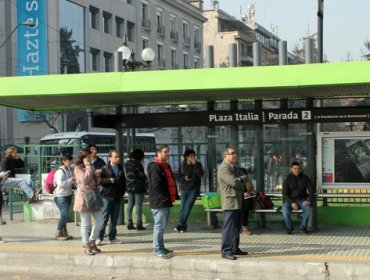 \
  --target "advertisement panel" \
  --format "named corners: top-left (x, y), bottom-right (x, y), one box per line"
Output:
top-left (318, 132), bottom-right (370, 189)
top-left (17, 0), bottom-right (48, 121)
